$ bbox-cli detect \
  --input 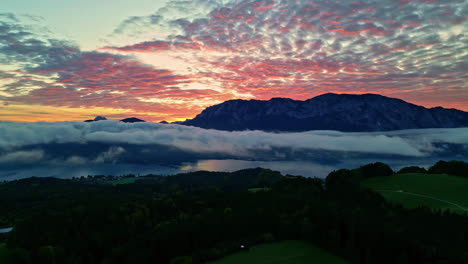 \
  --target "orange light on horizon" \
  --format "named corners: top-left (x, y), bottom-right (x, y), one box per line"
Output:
top-left (1, 91), bottom-right (467, 124)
